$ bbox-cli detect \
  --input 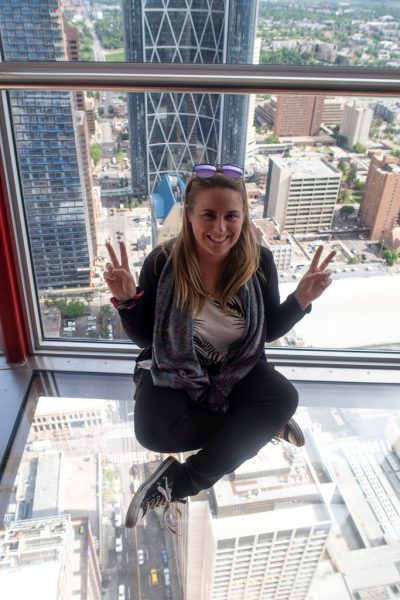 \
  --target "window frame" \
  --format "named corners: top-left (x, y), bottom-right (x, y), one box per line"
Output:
top-left (0, 61), bottom-right (399, 374)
